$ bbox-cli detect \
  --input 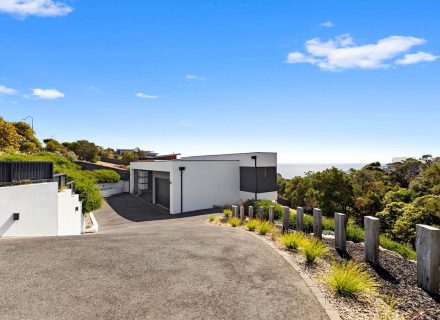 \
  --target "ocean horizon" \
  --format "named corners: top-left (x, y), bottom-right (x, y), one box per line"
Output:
top-left (278, 163), bottom-right (366, 179)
